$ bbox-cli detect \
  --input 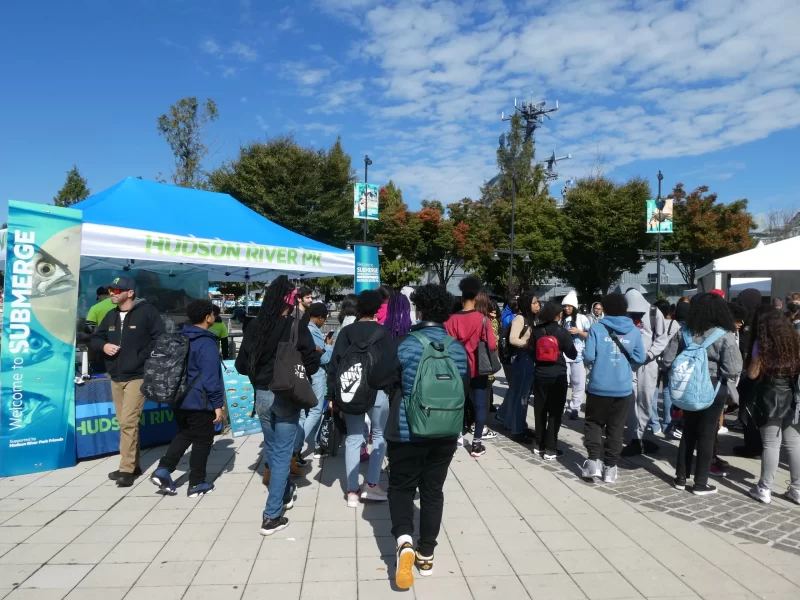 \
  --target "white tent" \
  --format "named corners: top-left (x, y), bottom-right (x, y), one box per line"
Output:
top-left (695, 235), bottom-right (800, 300)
